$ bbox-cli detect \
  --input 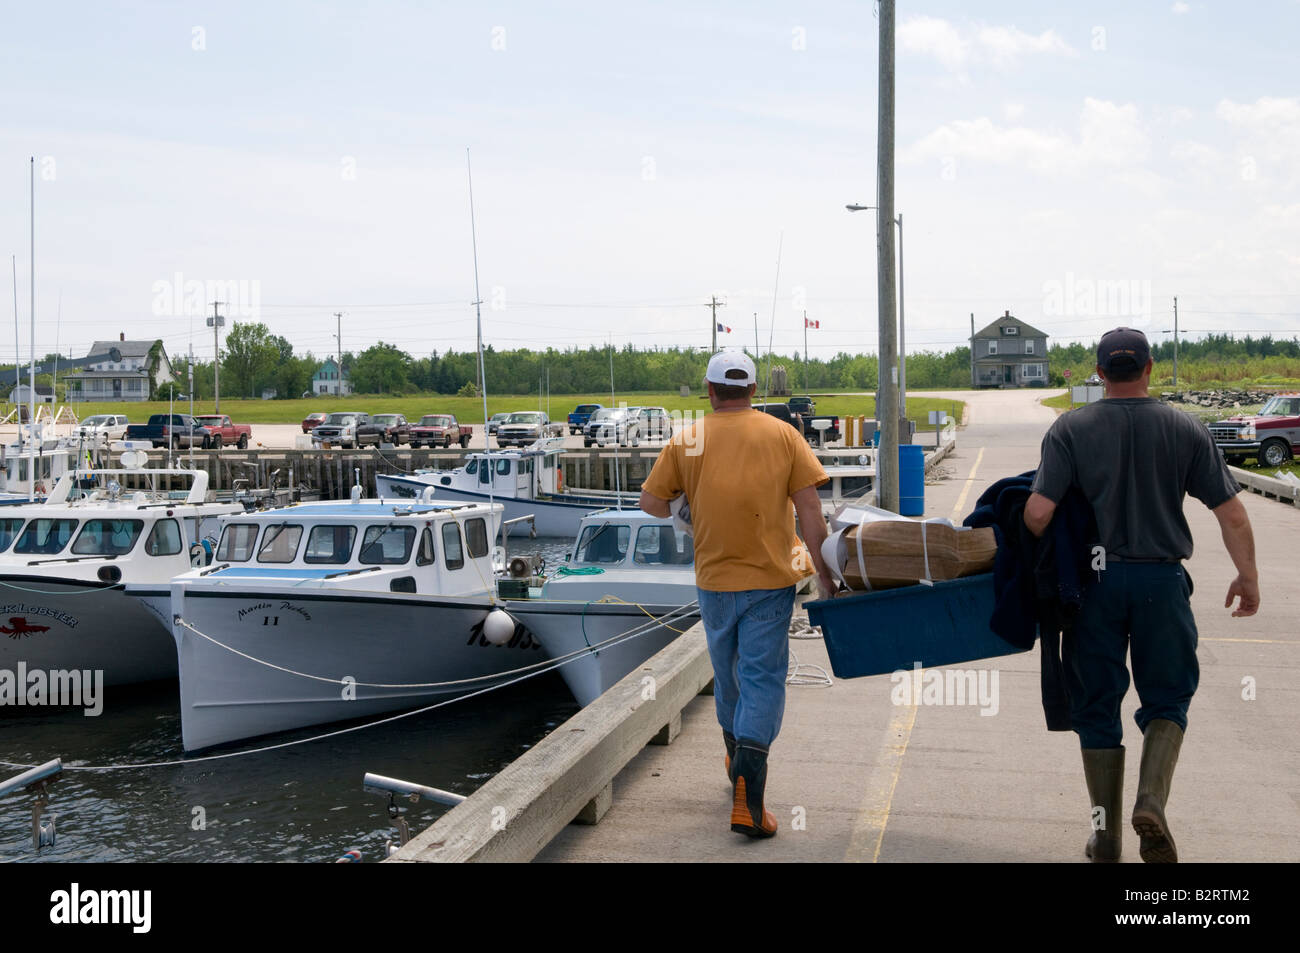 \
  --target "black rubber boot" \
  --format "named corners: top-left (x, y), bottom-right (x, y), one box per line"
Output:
top-left (730, 740), bottom-right (778, 838)
top-left (723, 730), bottom-right (737, 781)
top-left (1081, 747), bottom-right (1124, 862)
top-left (1132, 719), bottom-right (1184, 863)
